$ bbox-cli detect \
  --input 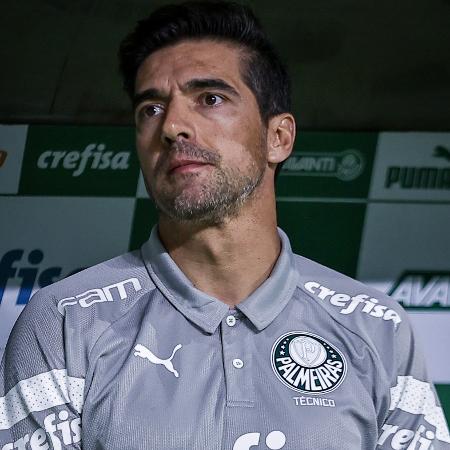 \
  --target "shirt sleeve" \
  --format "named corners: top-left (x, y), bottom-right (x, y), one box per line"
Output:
top-left (377, 312), bottom-right (450, 449)
top-left (0, 289), bottom-right (84, 449)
